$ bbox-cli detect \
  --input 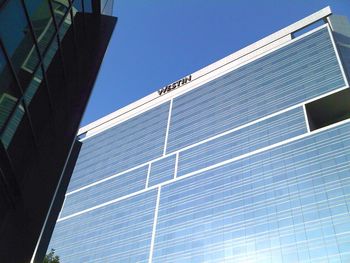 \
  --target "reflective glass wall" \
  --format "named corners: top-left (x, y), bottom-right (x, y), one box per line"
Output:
top-left (0, 0), bottom-right (116, 261)
top-left (0, 0), bottom-right (110, 151)
top-left (48, 13), bottom-right (350, 263)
